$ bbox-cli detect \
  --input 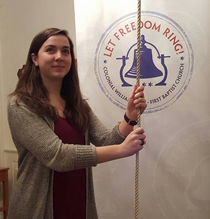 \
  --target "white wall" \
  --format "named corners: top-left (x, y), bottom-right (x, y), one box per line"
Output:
top-left (0, 0), bottom-right (77, 216)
